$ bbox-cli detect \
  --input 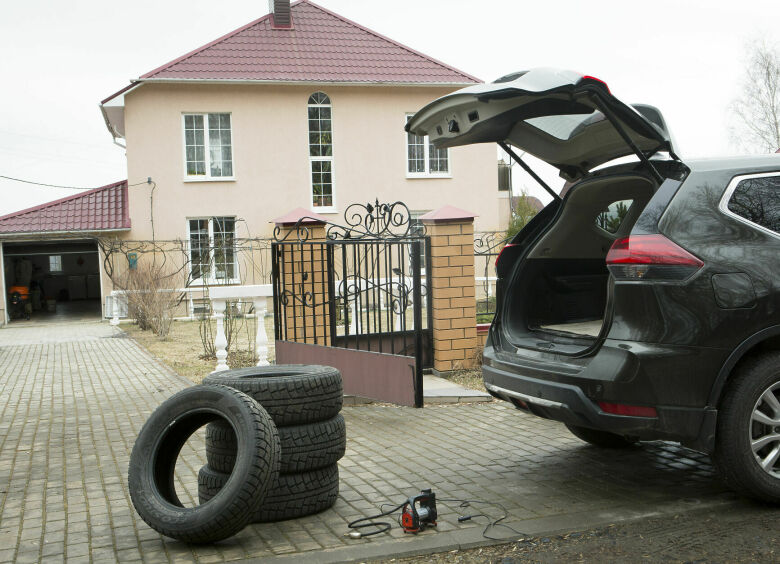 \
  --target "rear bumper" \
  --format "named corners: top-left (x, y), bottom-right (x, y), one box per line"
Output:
top-left (482, 342), bottom-right (721, 452)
